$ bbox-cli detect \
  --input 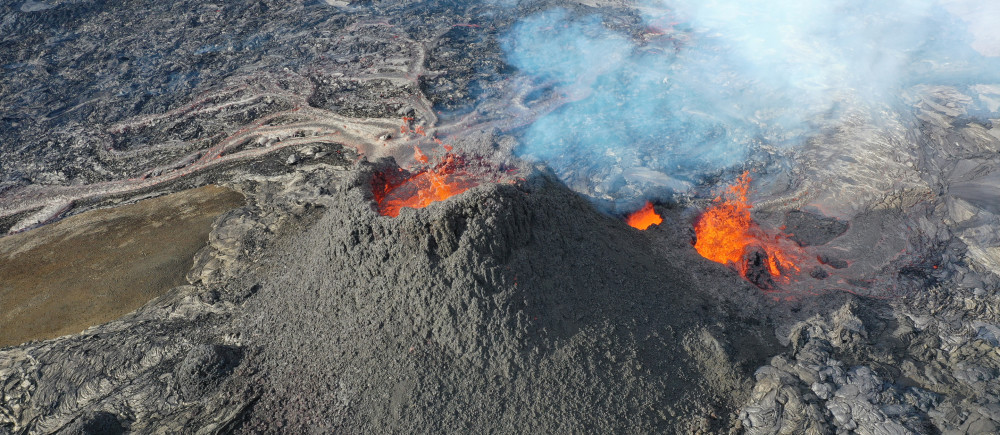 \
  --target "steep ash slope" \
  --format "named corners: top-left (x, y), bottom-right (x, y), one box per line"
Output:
top-left (230, 162), bottom-right (780, 433)
top-left (0, 162), bottom-right (780, 434)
